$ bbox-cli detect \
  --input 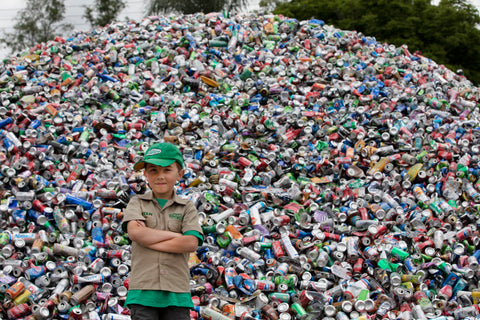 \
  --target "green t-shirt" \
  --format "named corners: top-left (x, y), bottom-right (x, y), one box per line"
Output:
top-left (126, 198), bottom-right (203, 308)
top-left (126, 289), bottom-right (195, 308)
